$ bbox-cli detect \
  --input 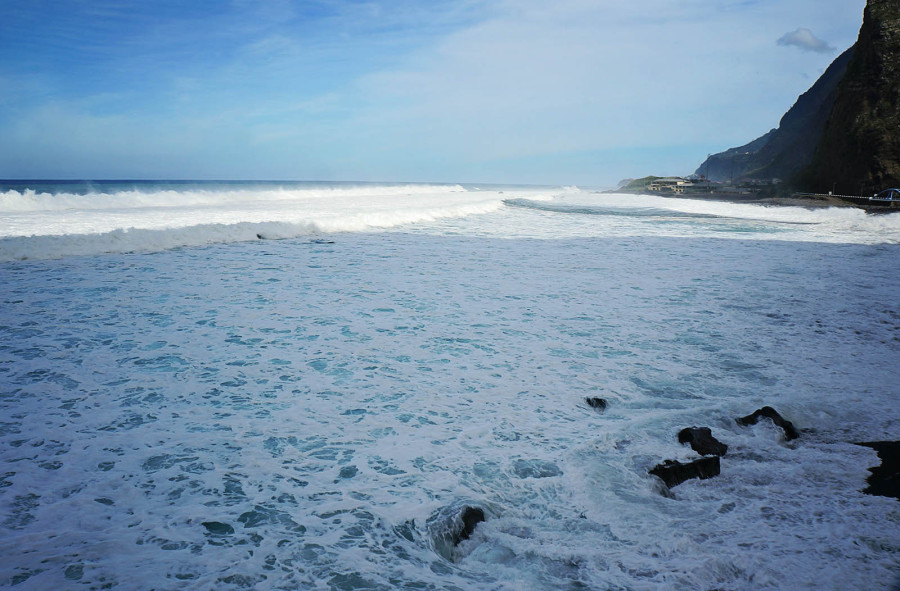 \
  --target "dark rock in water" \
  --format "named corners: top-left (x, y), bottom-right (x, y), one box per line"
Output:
top-left (857, 441), bottom-right (900, 500)
top-left (678, 427), bottom-right (728, 457)
top-left (457, 507), bottom-right (485, 544)
top-left (649, 456), bottom-right (721, 489)
top-left (585, 397), bottom-right (608, 411)
top-left (201, 521), bottom-right (234, 535)
top-left (735, 406), bottom-right (799, 441)
top-left (426, 502), bottom-right (487, 560)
